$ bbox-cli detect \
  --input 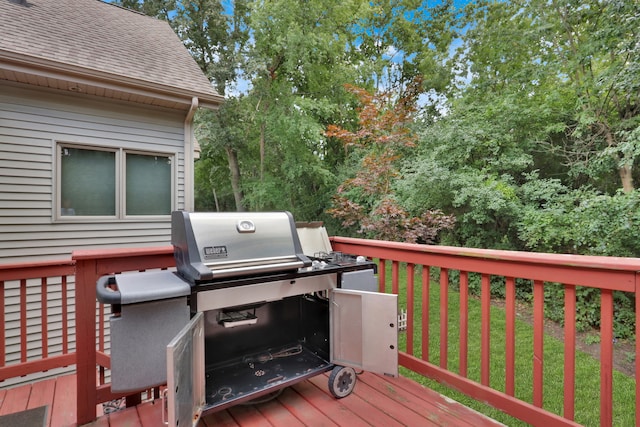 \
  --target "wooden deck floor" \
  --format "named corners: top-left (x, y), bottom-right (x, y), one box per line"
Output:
top-left (0, 372), bottom-right (504, 427)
